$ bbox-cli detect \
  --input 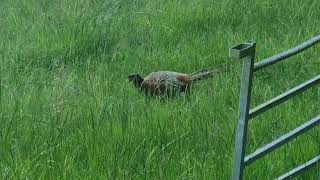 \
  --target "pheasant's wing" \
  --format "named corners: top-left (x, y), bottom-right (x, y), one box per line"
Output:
top-left (142, 71), bottom-right (192, 94)
top-left (144, 72), bottom-right (167, 86)
top-left (162, 72), bottom-right (192, 91)
top-left (166, 73), bottom-right (188, 85)
top-left (142, 72), bottom-right (168, 93)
